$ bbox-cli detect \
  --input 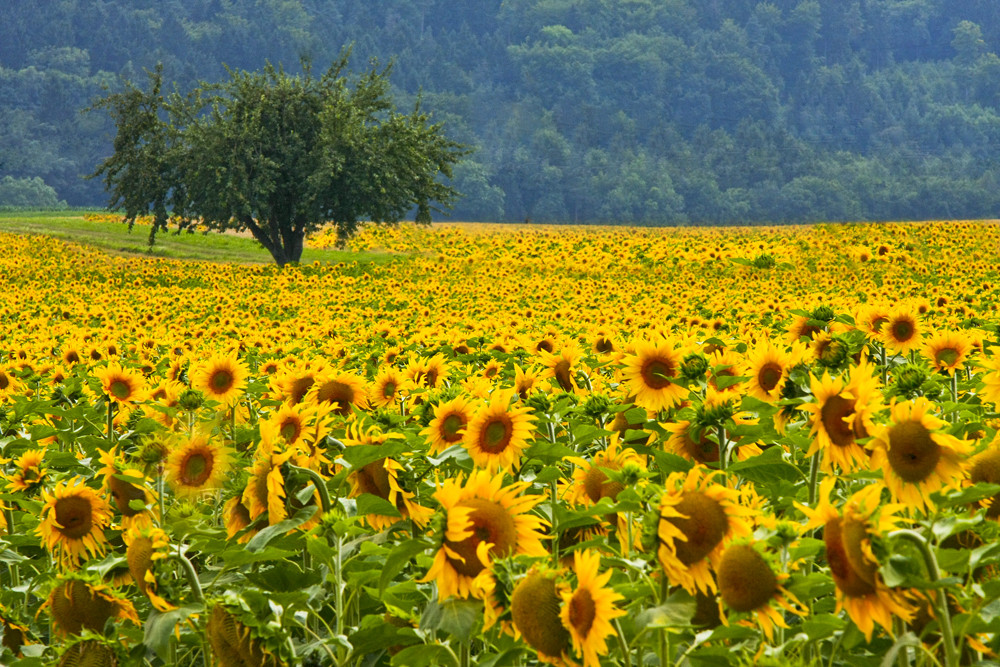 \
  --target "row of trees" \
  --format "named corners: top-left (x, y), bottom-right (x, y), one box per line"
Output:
top-left (3, 0), bottom-right (1000, 223)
